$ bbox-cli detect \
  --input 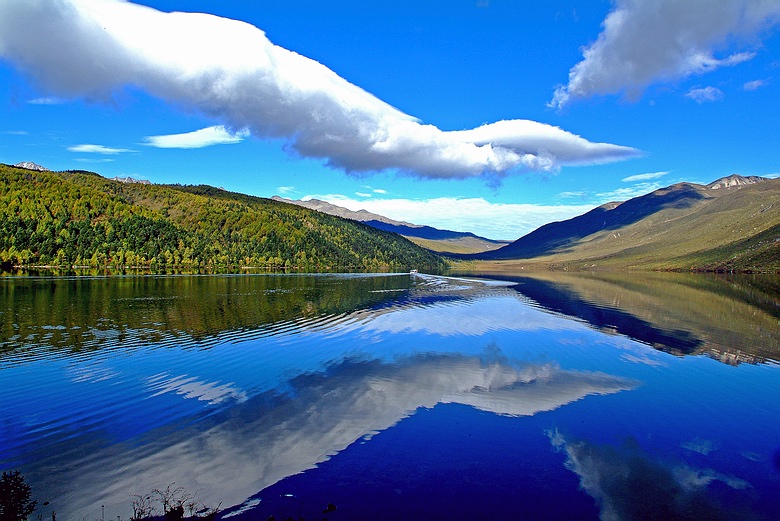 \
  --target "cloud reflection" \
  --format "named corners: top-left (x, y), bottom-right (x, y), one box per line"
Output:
top-left (549, 430), bottom-right (752, 521)
top-left (49, 352), bottom-right (635, 519)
